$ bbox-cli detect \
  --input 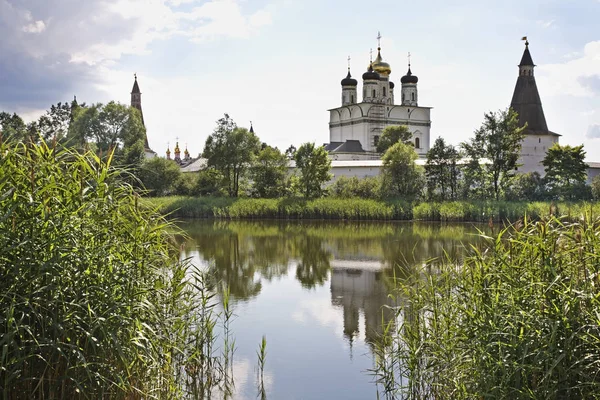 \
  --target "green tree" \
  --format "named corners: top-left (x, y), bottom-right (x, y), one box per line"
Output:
top-left (376, 125), bottom-right (412, 154)
top-left (461, 108), bottom-right (525, 200)
top-left (196, 167), bottom-right (226, 196)
top-left (543, 143), bottom-right (589, 200)
top-left (68, 102), bottom-right (146, 167)
top-left (506, 172), bottom-right (546, 201)
top-left (251, 146), bottom-right (289, 198)
top-left (137, 156), bottom-right (182, 196)
top-left (591, 175), bottom-right (600, 200)
top-left (425, 137), bottom-right (460, 200)
top-left (0, 112), bottom-right (27, 143)
top-left (285, 145), bottom-right (297, 159)
top-left (37, 101), bottom-right (80, 143)
top-left (382, 141), bottom-right (425, 199)
top-left (203, 114), bottom-right (261, 197)
top-left (294, 143), bottom-right (332, 198)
